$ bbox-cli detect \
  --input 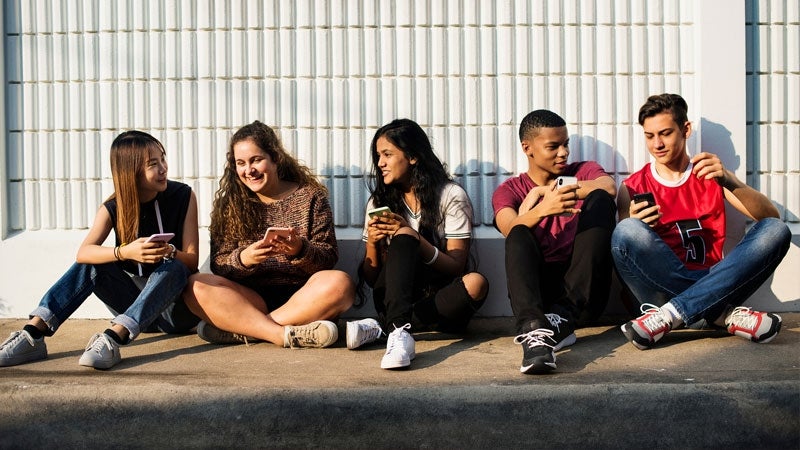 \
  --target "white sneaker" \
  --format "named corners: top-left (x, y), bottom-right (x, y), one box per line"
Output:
top-left (380, 324), bottom-right (415, 369)
top-left (284, 320), bottom-right (339, 348)
top-left (346, 318), bottom-right (383, 350)
top-left (78, 333), bottom-right (121, 369)
top-left (0, 330), bottom-right (47, 367)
